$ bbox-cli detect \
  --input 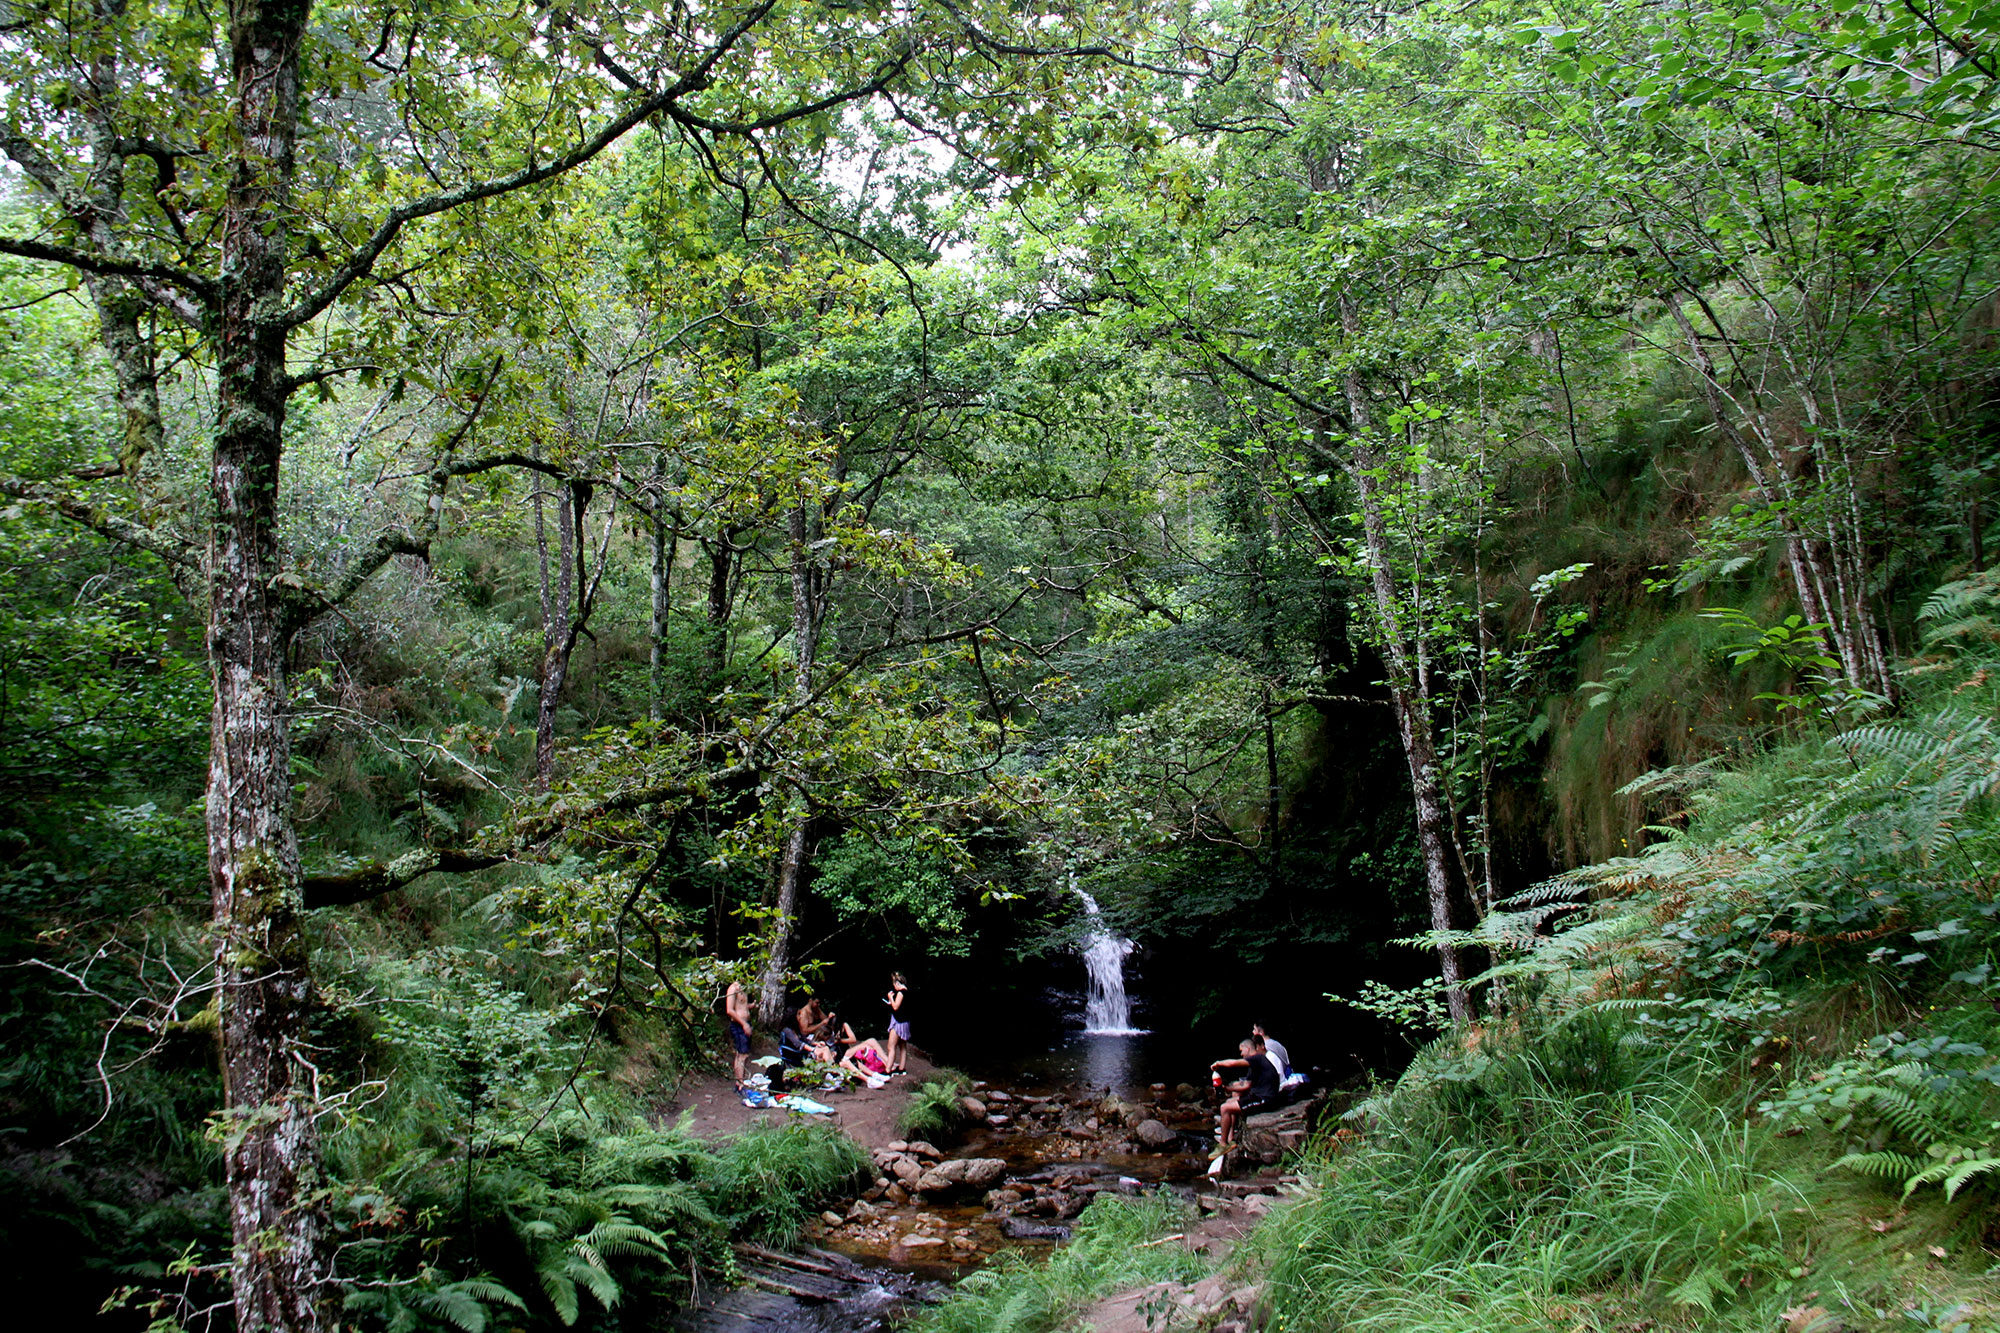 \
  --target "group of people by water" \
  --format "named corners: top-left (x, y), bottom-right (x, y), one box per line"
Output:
top-left (723, 972), bottom-right (1300, 1165)
top-left (722, 972), bottom-right (914, 1092)
top-left (1208, 1022), bottom-right (1301, 1164)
